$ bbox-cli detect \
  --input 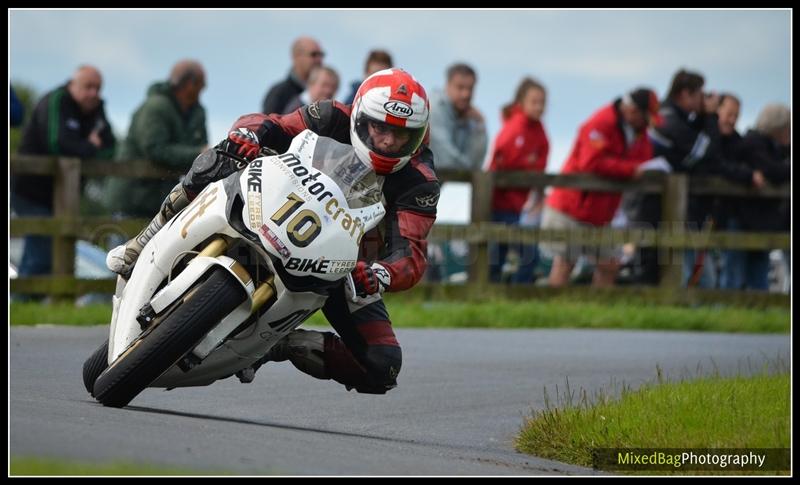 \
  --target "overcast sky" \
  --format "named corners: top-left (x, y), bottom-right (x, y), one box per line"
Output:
top-left (9, 9), bottom-right (791, 222)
